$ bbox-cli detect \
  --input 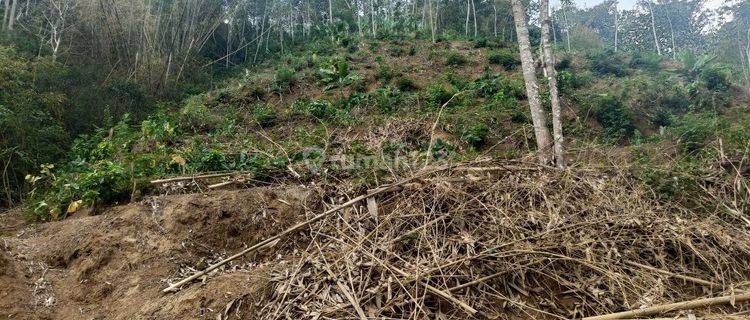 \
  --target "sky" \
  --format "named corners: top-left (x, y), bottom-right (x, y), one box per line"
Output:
top-left (550, 0), bottom-right (726, 10)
